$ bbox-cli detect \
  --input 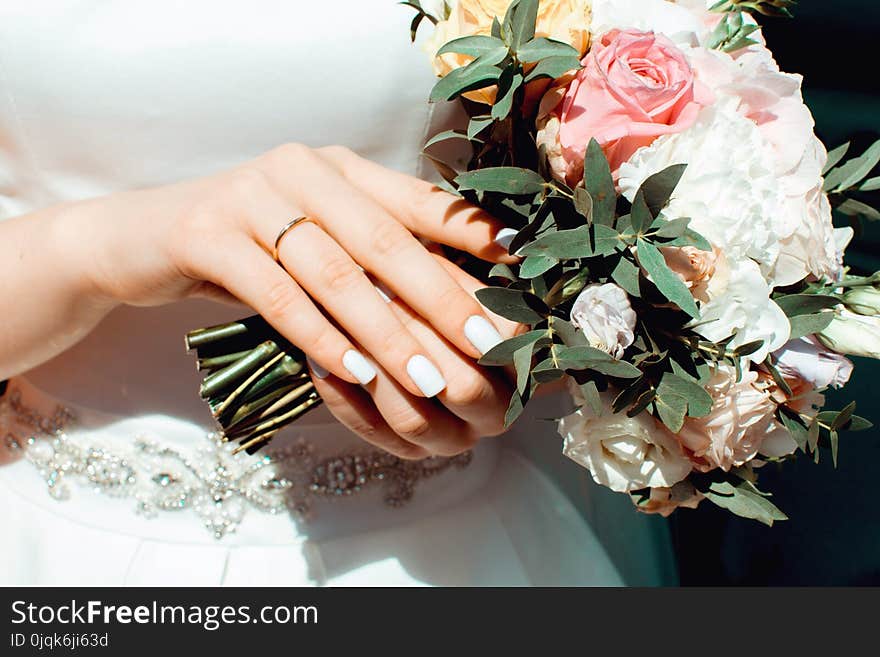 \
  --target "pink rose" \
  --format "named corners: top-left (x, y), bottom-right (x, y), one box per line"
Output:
top-left (537, 29), bottom-right (712, 184)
